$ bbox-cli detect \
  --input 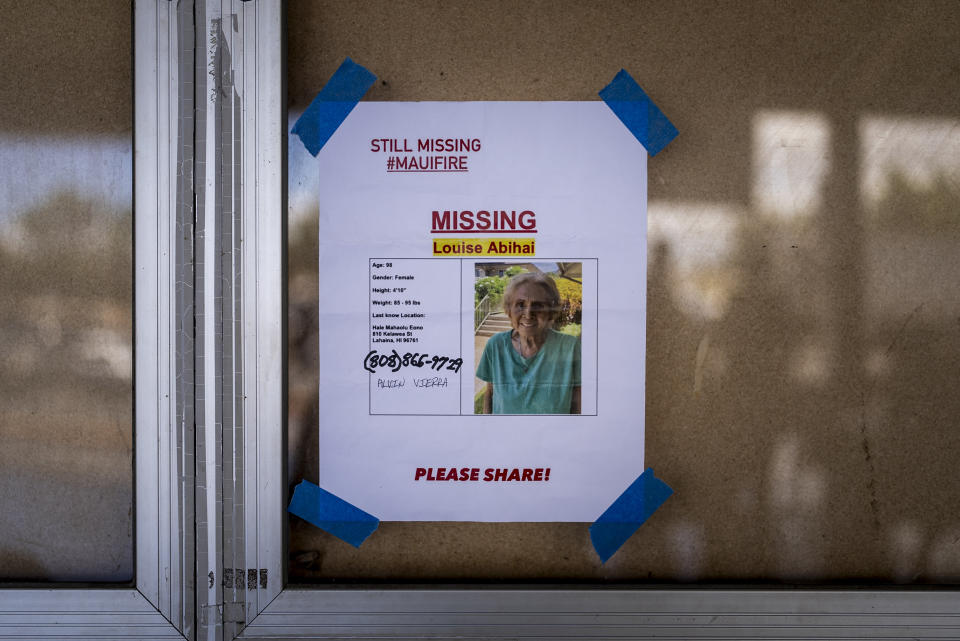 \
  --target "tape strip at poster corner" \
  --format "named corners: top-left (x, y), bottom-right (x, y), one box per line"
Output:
top-left (589, 468), bottom-right (674, 563)
top-left (291, 56), bottom-right (377, 157)
top-left (287, 480), bottom-right (380, 547)
top-left (599, 69), bottom-right (678, 156)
